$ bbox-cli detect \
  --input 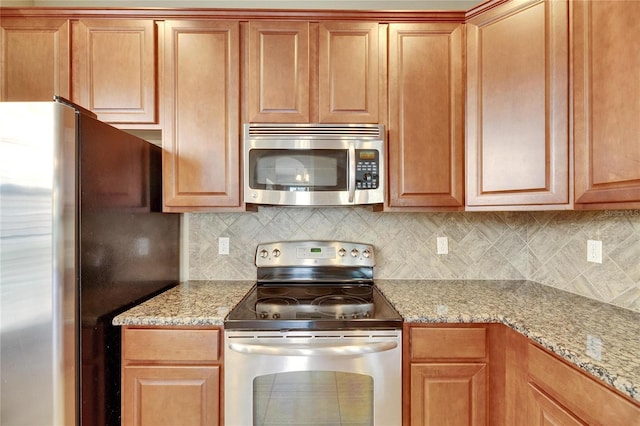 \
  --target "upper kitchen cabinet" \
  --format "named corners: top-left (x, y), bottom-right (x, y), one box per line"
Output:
top-left (162, 20), bottom-right (241, 212)
top-left (387, 23), bottom-right (464, 209)
top-left (0, 18), bottom-right (70, 101)
top-left (246, 20), bottom-right (382, 124)
top-left (466, 0), bottom-right (570, 210)
top-left (72, 19), bottom-right (157, 125)
top-left (573, 0), bottom-right (640, 209)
